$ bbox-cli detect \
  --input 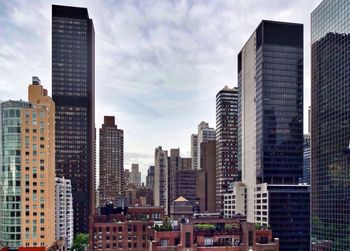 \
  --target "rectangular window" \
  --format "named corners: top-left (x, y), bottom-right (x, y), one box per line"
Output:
top-left (185, 232), bottom-right (191, 248)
